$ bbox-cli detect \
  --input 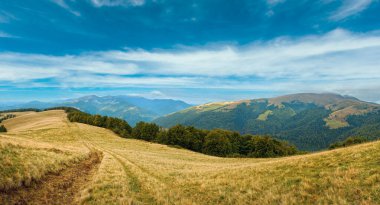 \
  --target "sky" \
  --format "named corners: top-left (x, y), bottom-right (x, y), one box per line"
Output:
top-left (0, 0), bottom-right (380, 104)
